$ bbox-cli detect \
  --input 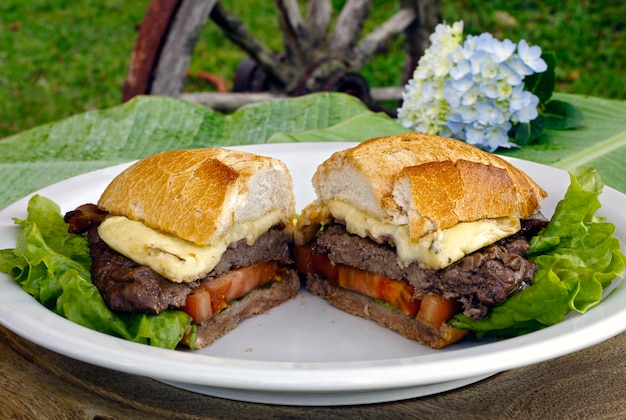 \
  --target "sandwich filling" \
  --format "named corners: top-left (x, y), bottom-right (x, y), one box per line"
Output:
top-left (321, 199), bottom-right (520, 270)
top-left (64, 204), bottom-right (296, 323)
top-left (296, 216), bottom-right (545, 324)
top-left (98, 209), bottom-right (288, 283)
